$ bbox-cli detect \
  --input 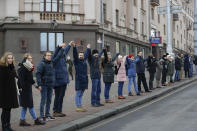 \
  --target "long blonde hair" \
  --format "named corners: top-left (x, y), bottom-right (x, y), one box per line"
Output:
top-left (0, 52), bottom-right (15, 66)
